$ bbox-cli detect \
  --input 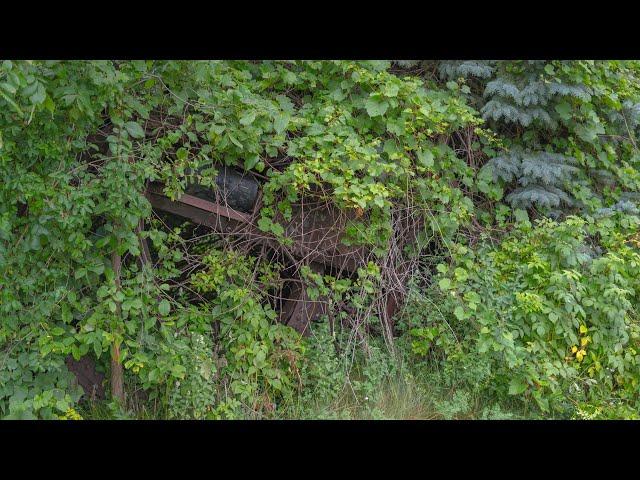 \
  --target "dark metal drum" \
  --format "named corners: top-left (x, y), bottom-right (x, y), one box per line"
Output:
top-left (186, 166), bottom-right (259, 213)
